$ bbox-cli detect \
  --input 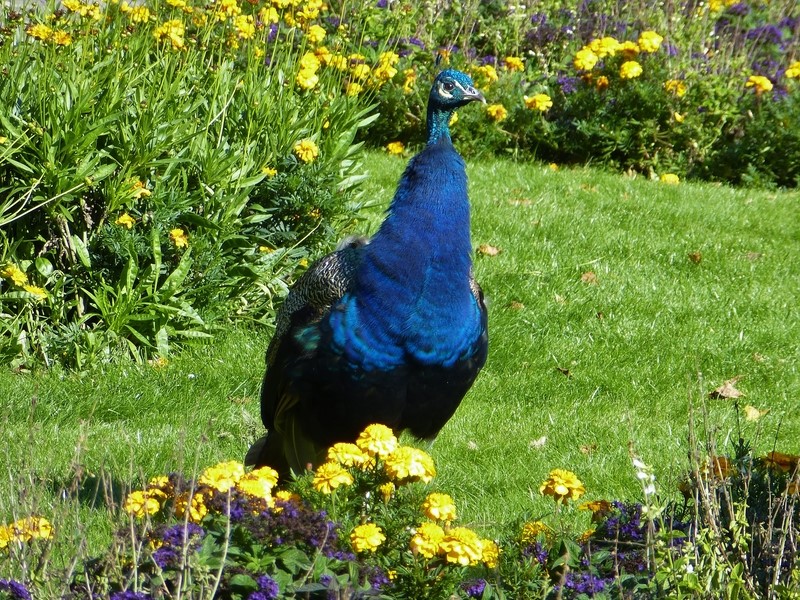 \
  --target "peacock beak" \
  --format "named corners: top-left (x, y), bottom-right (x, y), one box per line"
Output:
top-left (465, 87), bottom-right (486, 104)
